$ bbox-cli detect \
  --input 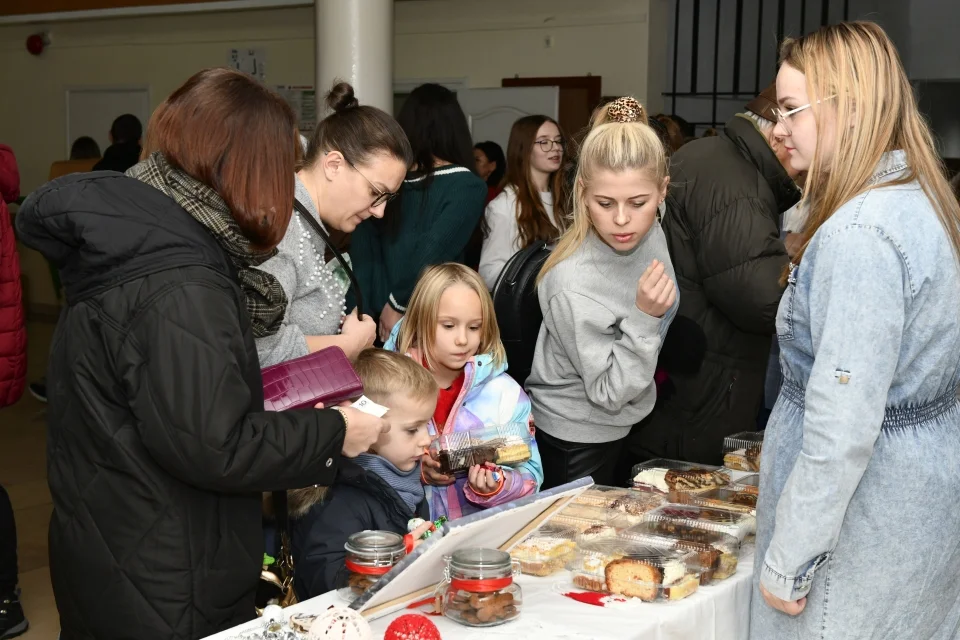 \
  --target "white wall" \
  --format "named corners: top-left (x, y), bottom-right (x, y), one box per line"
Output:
top-left (394, 0), bottom-right (662, 110)
top-left (0, 0), bottom-right (662, 308)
